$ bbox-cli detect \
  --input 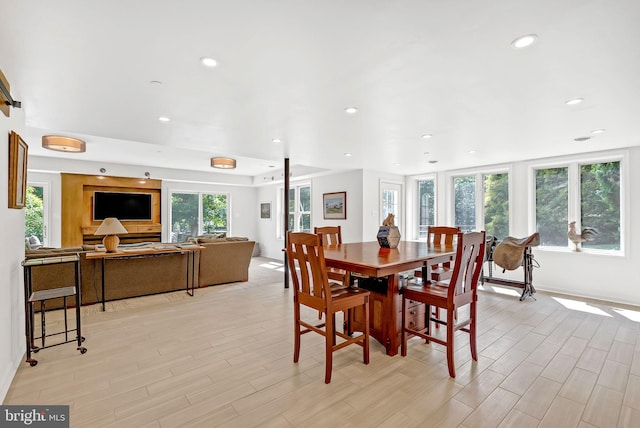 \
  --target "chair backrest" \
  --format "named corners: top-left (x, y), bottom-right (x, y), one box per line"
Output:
top-left (314, 226), bottom-right (342, 246)
top-left (286, 231), bottom-right (332, 310)
top-left (448, 231), bottom-right (486, 302)
top-left (428, 226), bottom-right (461, 246)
